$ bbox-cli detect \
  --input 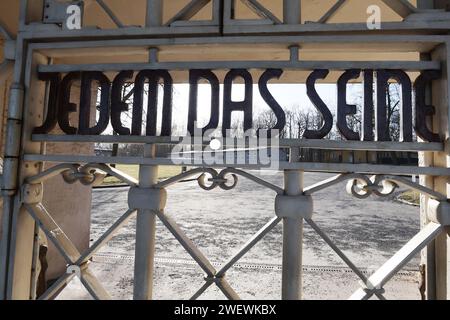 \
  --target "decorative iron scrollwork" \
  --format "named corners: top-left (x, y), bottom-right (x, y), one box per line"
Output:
top-left (62, 164), bottom-right (106, 186)
top-left (346, 174), bottom-right (398, 199)
top-left (197, 168), bottom-right (238, 191)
